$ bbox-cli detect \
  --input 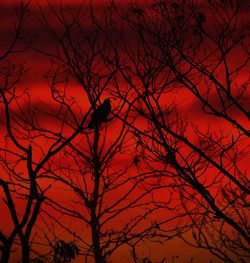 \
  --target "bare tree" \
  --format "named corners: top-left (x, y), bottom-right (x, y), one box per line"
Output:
top-left (29, 2), bottom-right (192, 262)
top-left (109, 0), bottom-right (249, 262)
top-left (0, 3), bottom-right (36, 262)
top-left (2, 1), bottom-right (248, 262)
